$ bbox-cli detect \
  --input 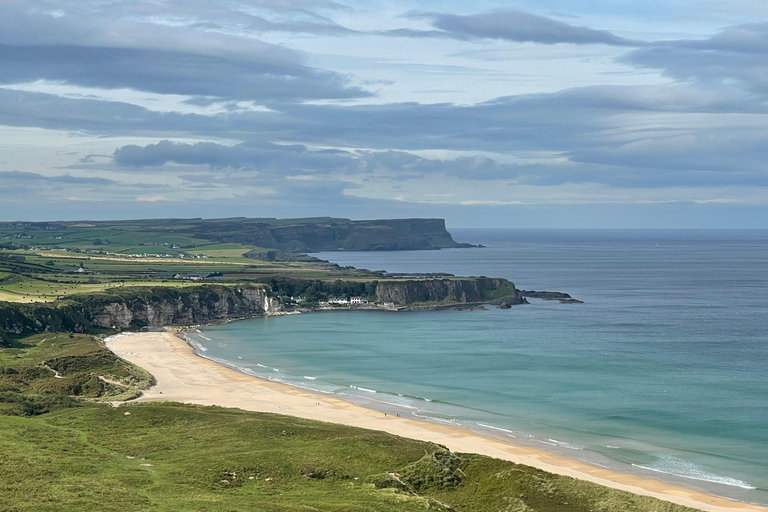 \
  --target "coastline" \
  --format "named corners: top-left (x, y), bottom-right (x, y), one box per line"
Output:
top-left (106, 331), bottom-right (768, 512)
